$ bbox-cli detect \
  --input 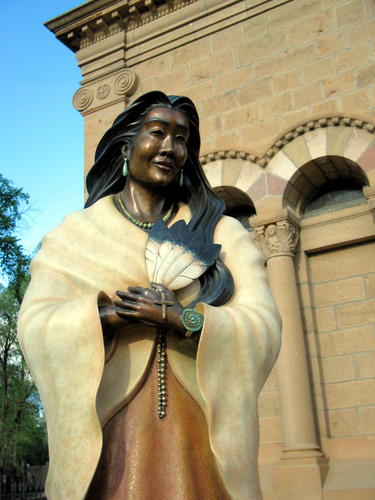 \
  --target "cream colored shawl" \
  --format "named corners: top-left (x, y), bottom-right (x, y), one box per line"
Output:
top-left (18, 195), bottom-right (281, 500)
